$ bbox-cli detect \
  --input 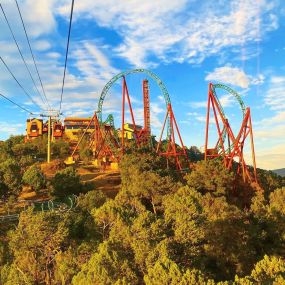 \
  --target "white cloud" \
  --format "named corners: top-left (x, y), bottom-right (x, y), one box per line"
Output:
top-left (253, 108), bottom-right (285, 170)
top-left (264, 76), bottom-right (285, 111)
top-left (253, 144), bottom-right (285, 170)
top-left (205, 66), bottom-right (250, 88)
top-left (19, 0), bottom-right (58, 38)
top-left (57, 0), bottom-right (278, 66)
top-left (219, 94), bottom-right (236, 108)
top-left (0, 122), bottom-right (24, 136)
top-left (190, 101), bottom-right (207, 109)
top-left (33, 40), bottom-right (51, 51)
